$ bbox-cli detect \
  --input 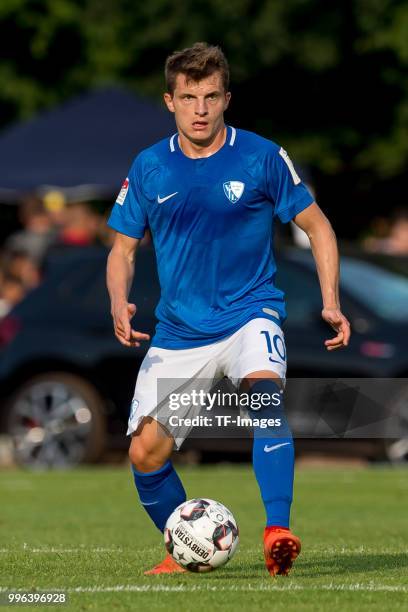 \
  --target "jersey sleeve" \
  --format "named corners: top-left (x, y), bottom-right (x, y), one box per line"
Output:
top-left (107, 157), bottom-right (147, 239)
top-left (264, 146), bottom-right (315, 223)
